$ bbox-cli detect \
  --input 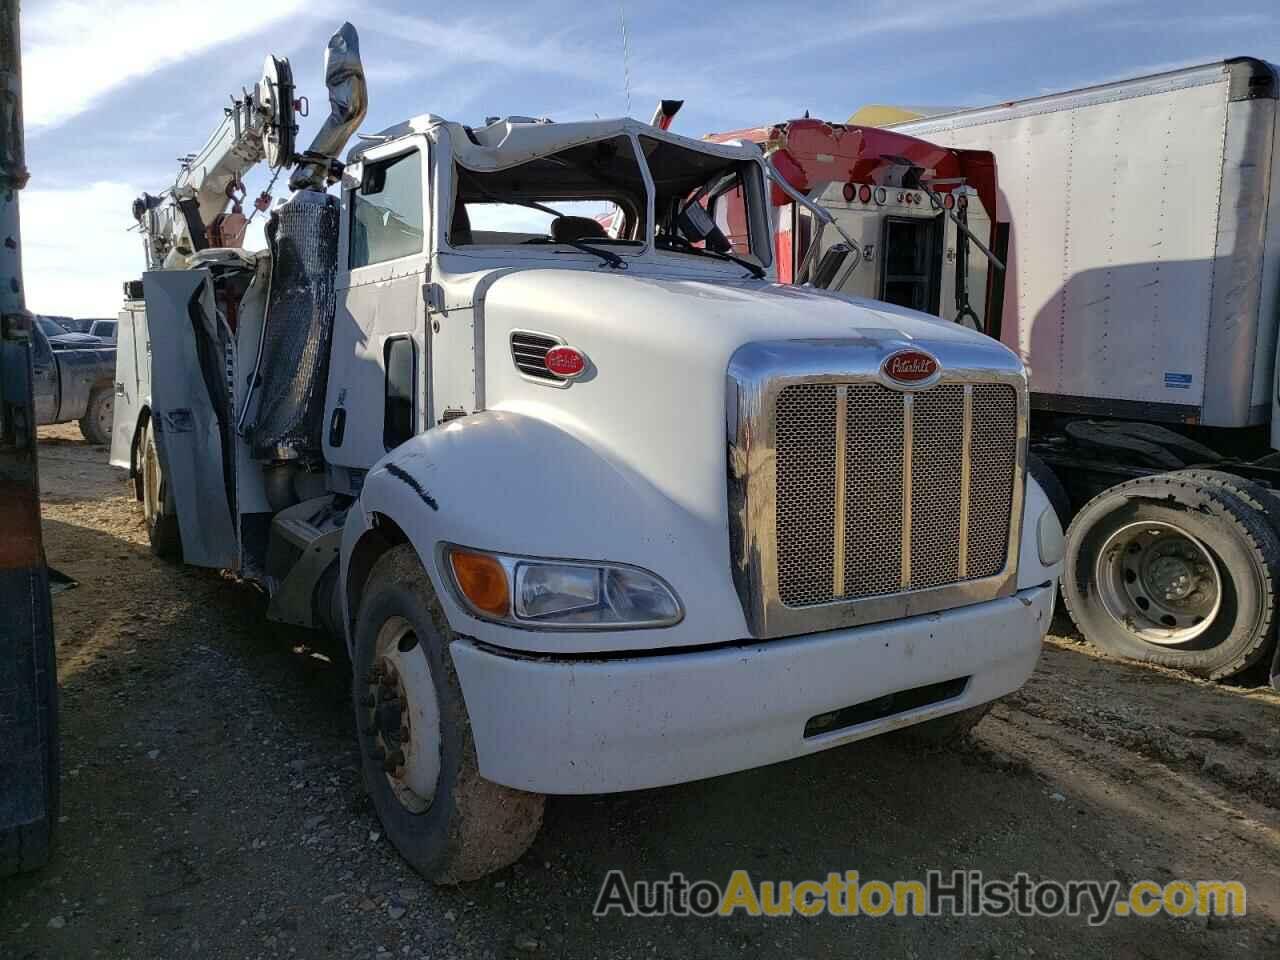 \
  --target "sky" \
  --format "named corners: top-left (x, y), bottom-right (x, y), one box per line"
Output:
top-left (16, 0), bottom-right (1280, 318)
